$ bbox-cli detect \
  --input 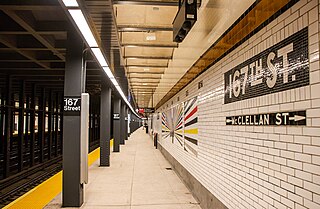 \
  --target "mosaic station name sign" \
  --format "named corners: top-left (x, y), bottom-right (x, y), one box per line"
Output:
top-left (224, 27), bottom-right (309, 104)
top-left (226, 111), bottom-right (306, 126)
